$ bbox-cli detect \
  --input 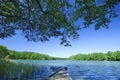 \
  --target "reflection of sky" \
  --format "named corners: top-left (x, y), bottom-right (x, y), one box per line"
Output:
top-left (0, 4), bottom-right (120, 58)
